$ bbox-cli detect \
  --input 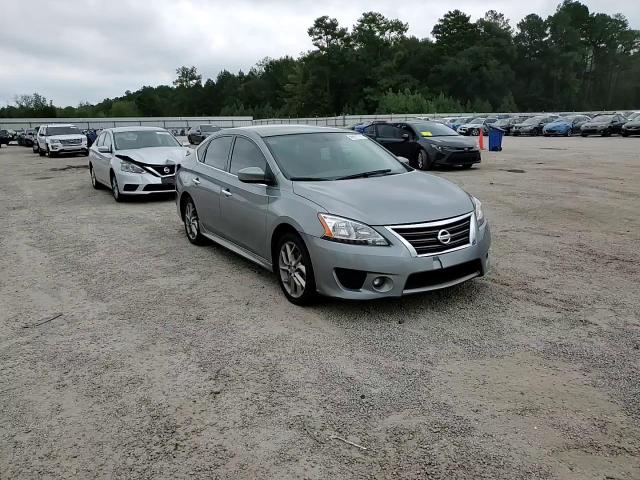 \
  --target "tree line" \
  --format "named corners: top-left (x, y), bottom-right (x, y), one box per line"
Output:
top-left (1, 1), bottom-right (638, 120)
